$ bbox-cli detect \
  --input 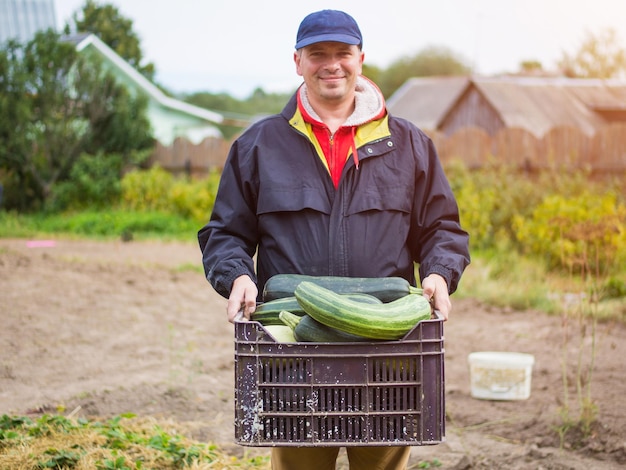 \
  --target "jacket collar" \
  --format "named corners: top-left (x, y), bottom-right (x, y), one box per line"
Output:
top-left (285, 77), bottom-right (392, 162)
top-left (296, 75), bottom-right (386, 127)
